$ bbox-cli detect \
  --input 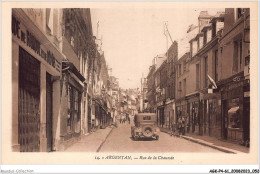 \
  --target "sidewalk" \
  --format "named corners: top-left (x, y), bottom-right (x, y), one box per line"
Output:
top-left (63, 126), bottom-right (114, 152)
top-left (160, 127), bottom-right (249, 153)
